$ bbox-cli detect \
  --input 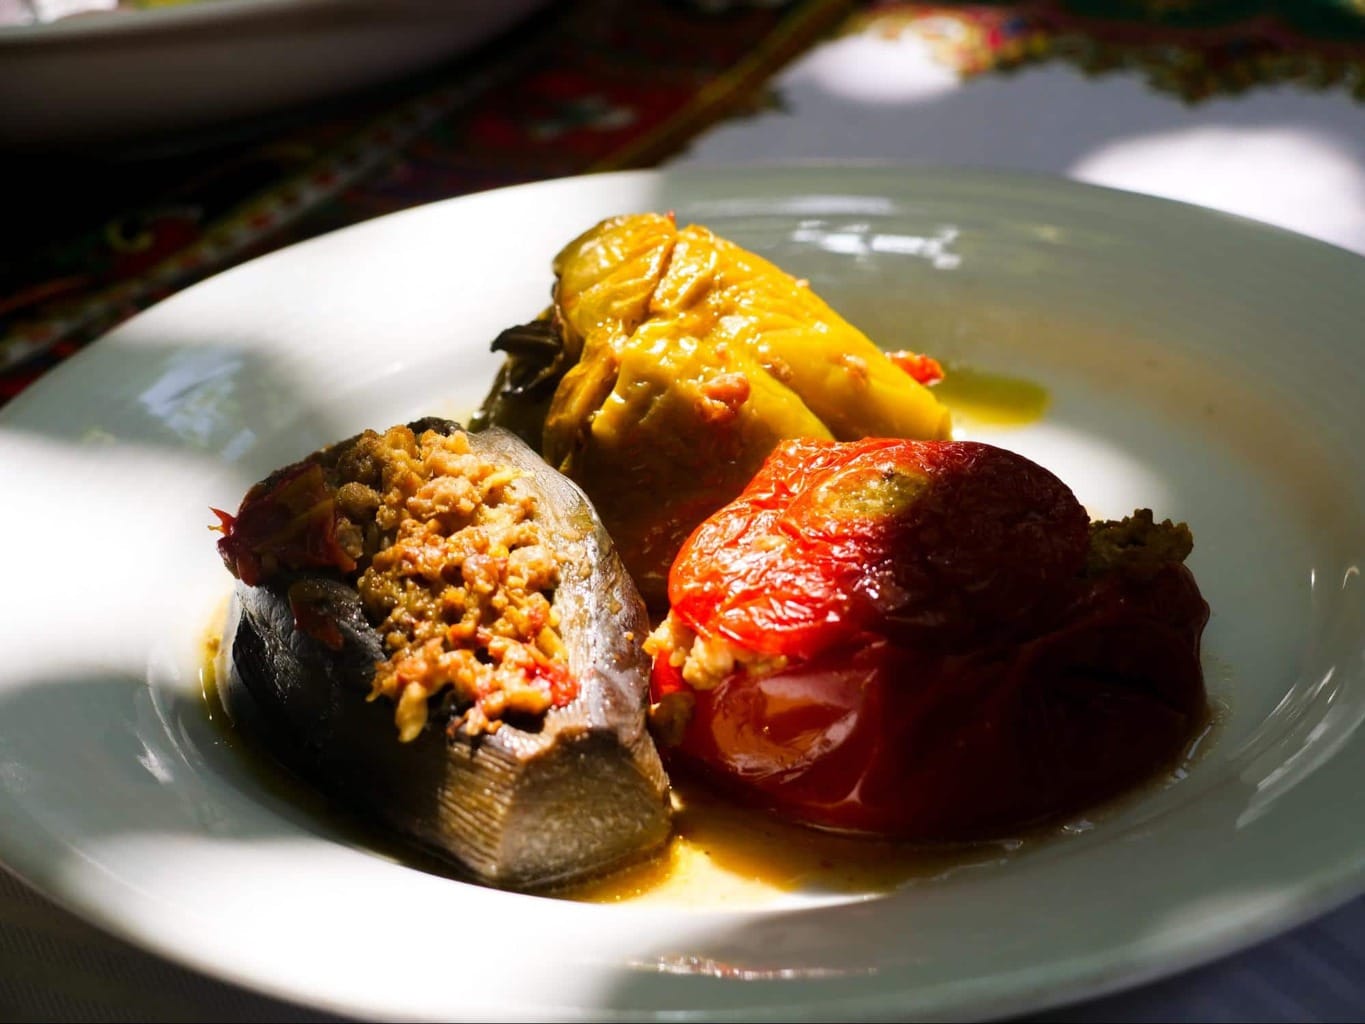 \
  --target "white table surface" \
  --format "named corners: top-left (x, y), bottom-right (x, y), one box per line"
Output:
top-left (3, 15), bottom-right (1364, 1023)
